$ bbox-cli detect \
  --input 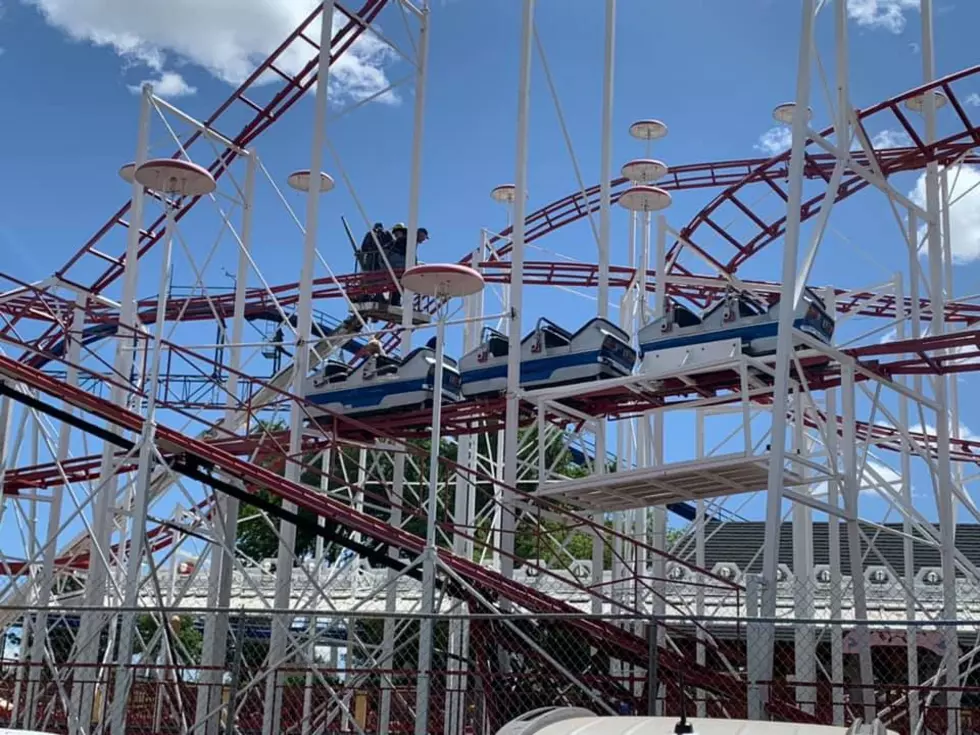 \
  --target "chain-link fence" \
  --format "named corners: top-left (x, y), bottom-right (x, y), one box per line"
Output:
top-left (0, 606), bottom-right (978, 735)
